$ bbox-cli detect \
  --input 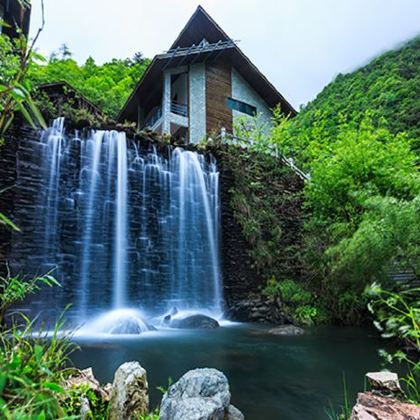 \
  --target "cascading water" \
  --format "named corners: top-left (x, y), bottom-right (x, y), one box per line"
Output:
top-left (9, 119), bottom-right (223, 332)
